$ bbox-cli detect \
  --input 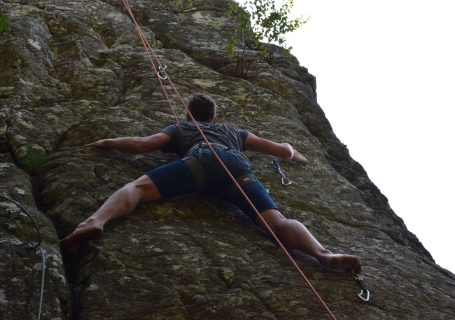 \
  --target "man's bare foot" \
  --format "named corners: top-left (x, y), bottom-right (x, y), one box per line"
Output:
top-left (60, 219), bottom-right (104, 254)
top-left (319, 253), bottom-right (362, 273)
